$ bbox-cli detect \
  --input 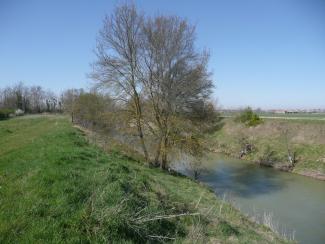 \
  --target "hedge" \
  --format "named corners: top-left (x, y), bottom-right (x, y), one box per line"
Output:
top-left (0, 109), bottom-right (15, 120)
